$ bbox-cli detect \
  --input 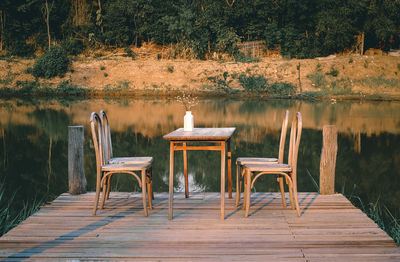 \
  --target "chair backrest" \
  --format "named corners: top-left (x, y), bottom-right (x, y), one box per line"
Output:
top-left (90, 112), bottom-right (106, 172)
top-left (288, 112), bottom-right (302, 177)
top-left (277, 110), bottom-right (289, 164)
top-left (99, 110), bottom-right (113, 163)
